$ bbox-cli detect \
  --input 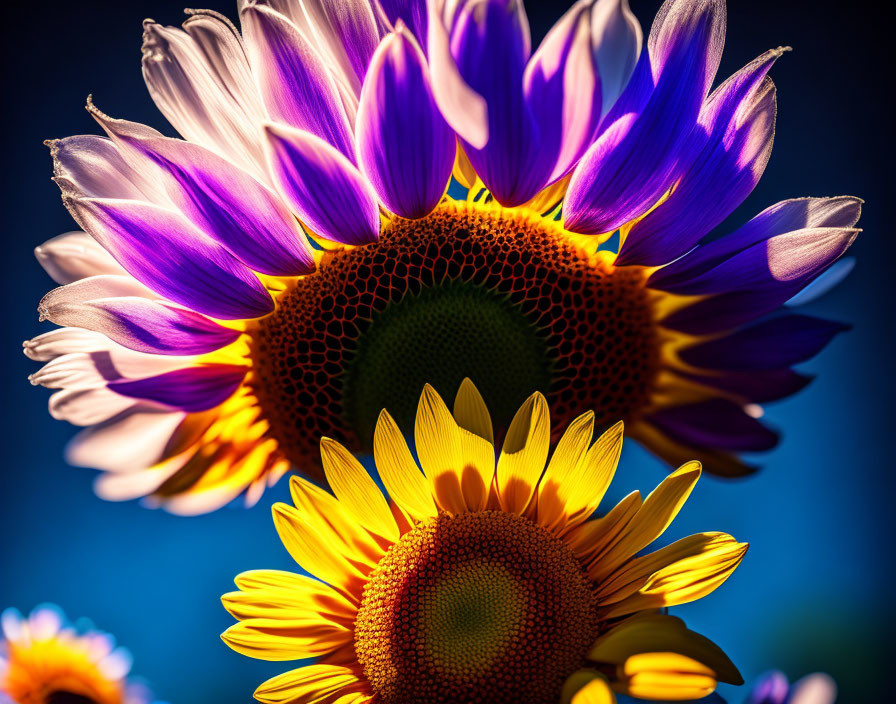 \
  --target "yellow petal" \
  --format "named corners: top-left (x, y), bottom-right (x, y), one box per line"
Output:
top-left (452, 141), bottom-right (477, 189)
top-left (252, 664), bottom-right (362, 704)
top-left (373, 409), bottom-right (437, 523)
top-left (598, 532), bottom-right (739, 602)
top-left (221, 617), bottom-right (352, 661)
top-left (587, 612), bottom-right (742, 686)
top-left (561, 670), bottom-right (616, 704)
top-left (620, 653), bottom-right (717, 700)
top-left (289, 476), bottom-right (385, 567)
top-left (414, 384), bottom-right (470, 513)
top-left (561, 421), bottom-right (624, 526)
top-left (224, 572), bottom-right (357, 623)
top-left (321, 437), bottom-right (399, 542)
top-left (537, 411), bottom-right (594, 529)
top-left (496, 392), bottom-right (550, 514)
top-left (453, 377), bottom-right (494, 444)
top-left (604, 539), bottom-right (748, 618)
top-left (567, 491), bottom-right (642, 565)
top-left (591, 461), bottom-right (702, 581)
top-left (272, 503), bottom-right (366, 594)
